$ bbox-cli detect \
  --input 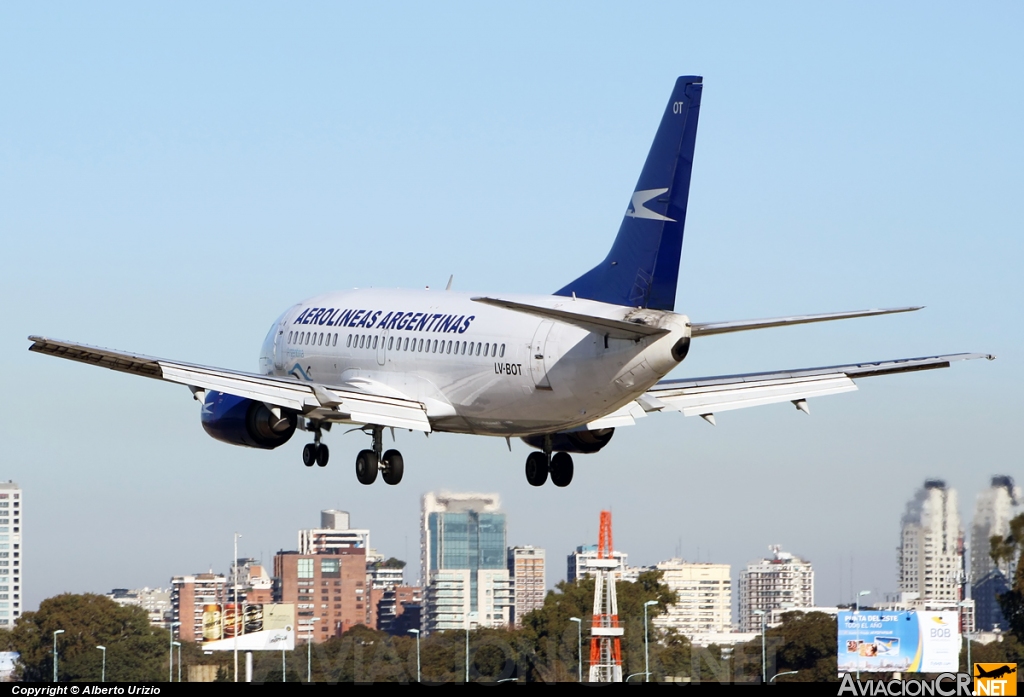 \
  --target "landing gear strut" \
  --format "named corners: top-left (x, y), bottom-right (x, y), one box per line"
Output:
top-left (302, 426), bottom-right (329, 467)
top-left (355, 426), bottom-right (404, 486)
top-left (524, 436), bottom-right (574, 487)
